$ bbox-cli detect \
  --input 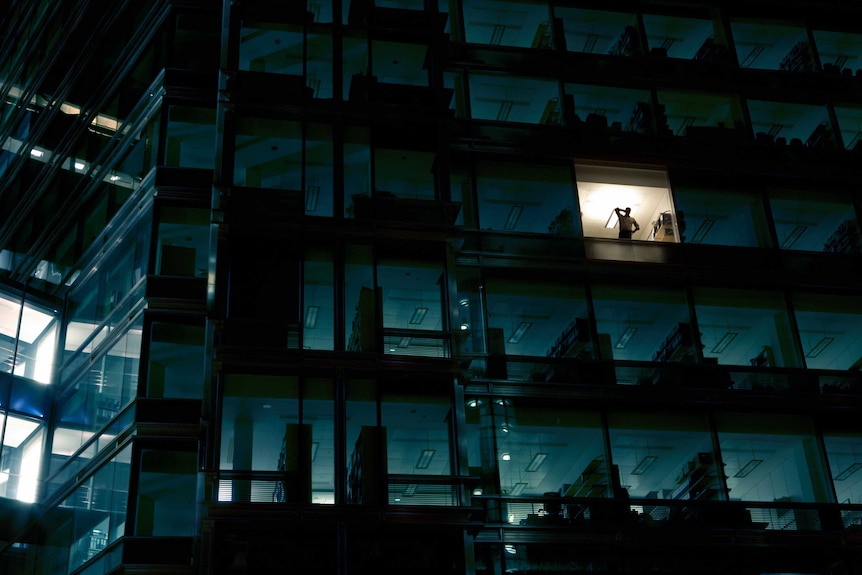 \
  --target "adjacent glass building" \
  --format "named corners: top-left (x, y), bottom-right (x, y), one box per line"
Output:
top-left (1, 1), bottom-right (861, 574)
